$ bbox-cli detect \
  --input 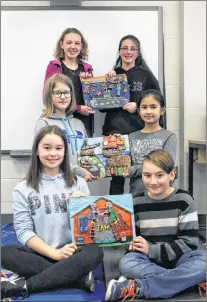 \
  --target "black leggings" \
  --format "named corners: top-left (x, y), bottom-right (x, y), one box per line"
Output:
top-left (109, 176), bottom-right (125, 195)
top-left (1, 244), bottom-right (103, 294)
